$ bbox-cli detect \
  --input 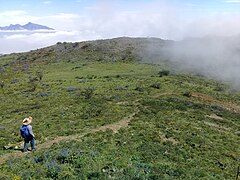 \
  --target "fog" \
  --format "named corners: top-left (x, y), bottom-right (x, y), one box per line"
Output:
top-left (0, 31), bottom-right (100, 54)
top-left (2, 0), bottom-right (240, 54)
top-left (166, 36), bottom-right (240, 88)
top-left (1, 0), bottom-right (240, 87)
top-left (141, 34), bottom-right (240, 88)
